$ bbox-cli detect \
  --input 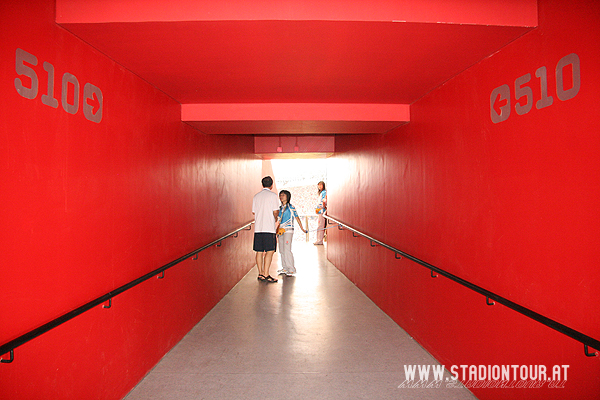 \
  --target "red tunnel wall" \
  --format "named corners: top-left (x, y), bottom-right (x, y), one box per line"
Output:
top-left (327, 1), bottom-right (600, 399)
top-left (0, 1), bottom-right (261, 399)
